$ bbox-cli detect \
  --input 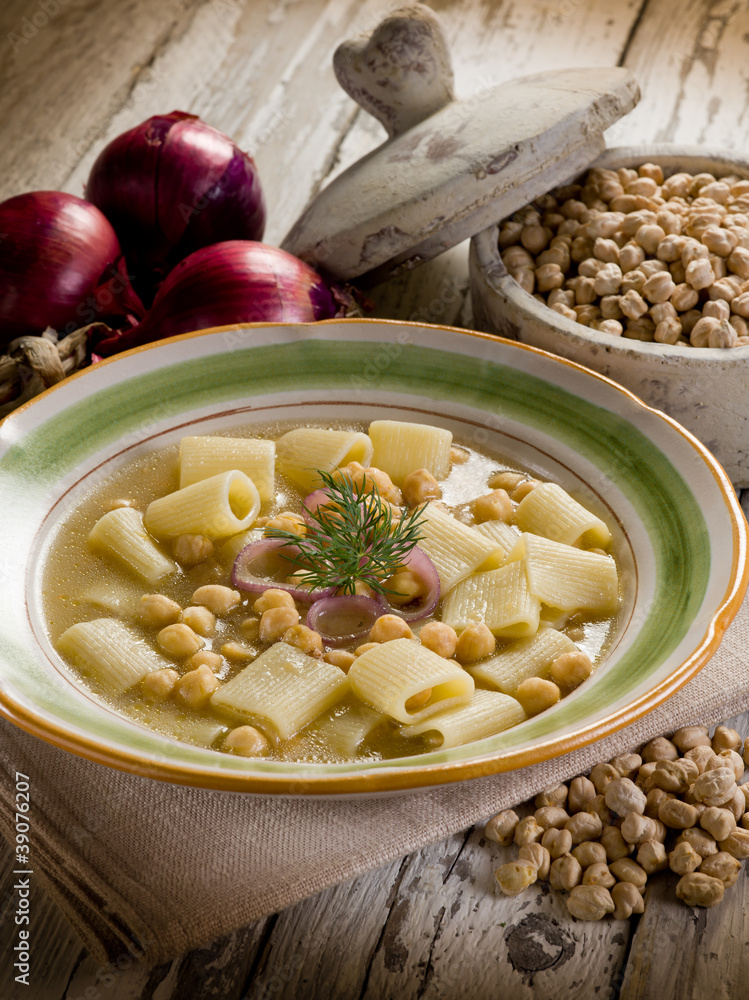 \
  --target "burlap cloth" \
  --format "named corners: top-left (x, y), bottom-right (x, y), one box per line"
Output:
top-left (1, 594), bottom-right (748, 964)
